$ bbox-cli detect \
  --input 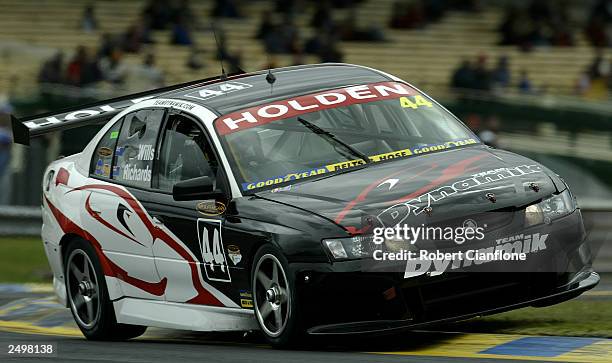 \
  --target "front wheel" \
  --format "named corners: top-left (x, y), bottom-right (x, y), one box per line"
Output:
top-left (252, 245), bottom-right (303, 347)
top-left (64, 237), bottom-right (146, 340)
